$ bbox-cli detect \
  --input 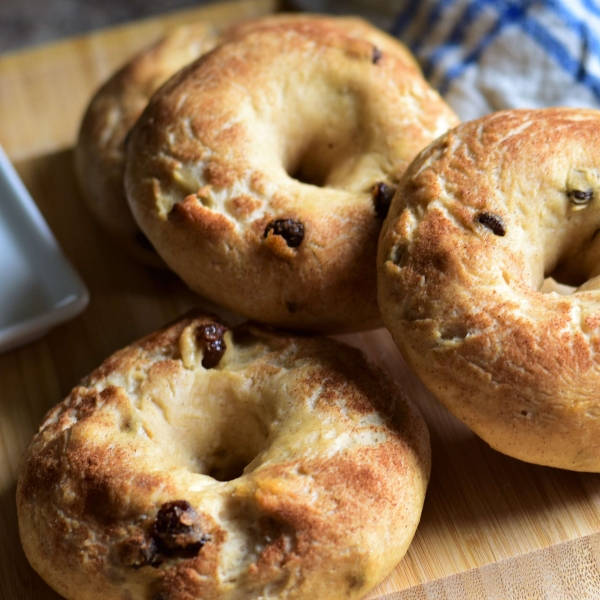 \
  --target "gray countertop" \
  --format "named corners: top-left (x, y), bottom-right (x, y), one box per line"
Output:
top-left (0, 0), bottom-right (225, 54)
